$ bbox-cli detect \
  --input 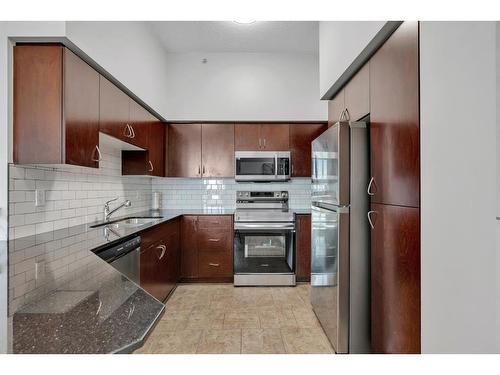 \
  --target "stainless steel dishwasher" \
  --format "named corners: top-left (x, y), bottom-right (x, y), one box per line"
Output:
top-left (94, 236), bottom-right (141, 284)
